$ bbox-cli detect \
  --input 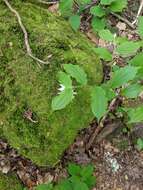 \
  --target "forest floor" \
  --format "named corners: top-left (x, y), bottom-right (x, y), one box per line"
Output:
top-left (0, 0), bottom-right (143, 189)
top-left (1, 121), bottom-right (143, 189)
